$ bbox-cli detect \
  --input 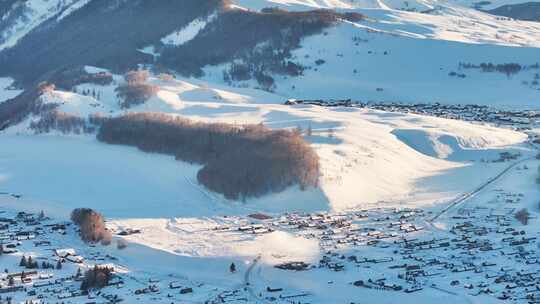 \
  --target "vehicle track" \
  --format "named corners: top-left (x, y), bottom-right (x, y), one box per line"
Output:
top-left (429, 155), bottom-right (534, 223)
